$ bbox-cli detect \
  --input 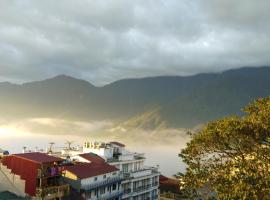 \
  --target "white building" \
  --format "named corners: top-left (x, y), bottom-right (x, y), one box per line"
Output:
top-left (64, 153), bottom-right (123, 200)
top-left (83, 141), bottom-right (160, 200)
